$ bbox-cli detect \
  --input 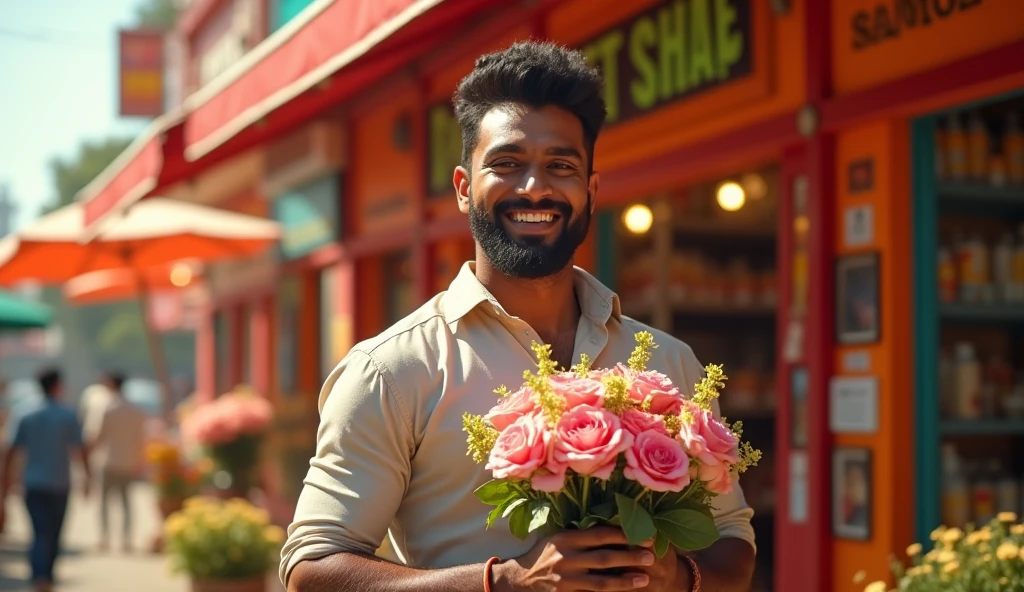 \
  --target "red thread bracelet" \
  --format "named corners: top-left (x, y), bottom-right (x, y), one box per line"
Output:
top-left (483, 556), bottom-right (500, 592)
top-left (683, 555), bottom-right (702, 591)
